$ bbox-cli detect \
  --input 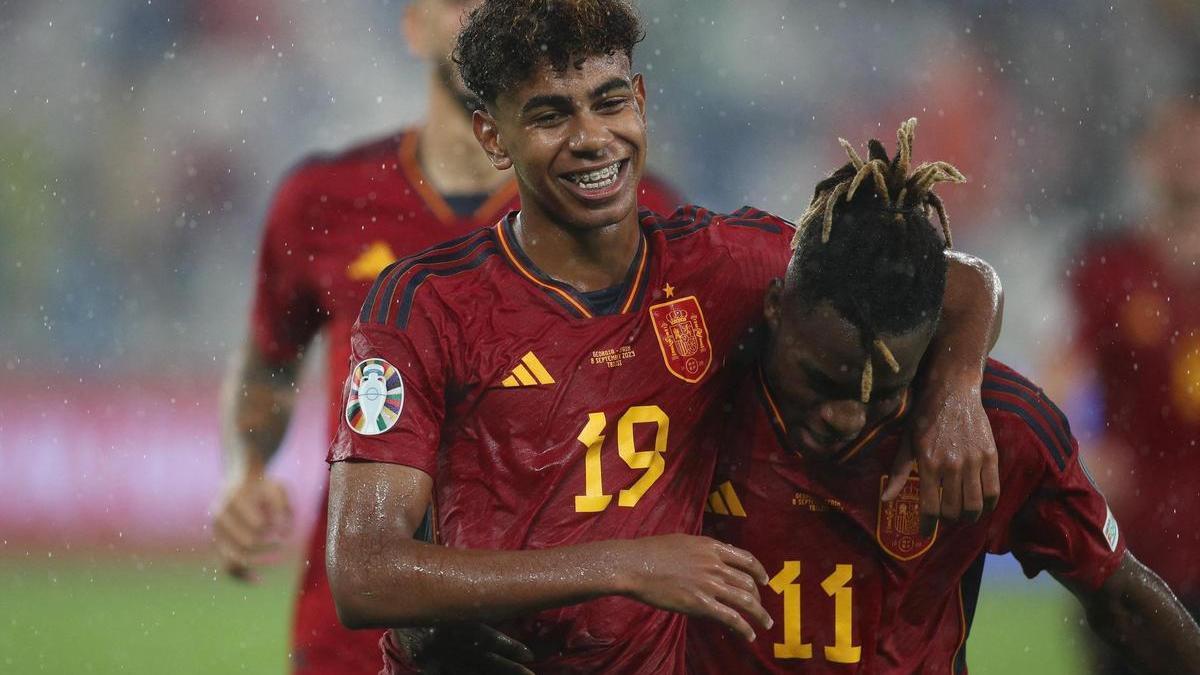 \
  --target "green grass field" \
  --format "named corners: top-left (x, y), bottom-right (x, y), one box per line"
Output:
top-left (0, 554), bottom-right (1086, 673)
